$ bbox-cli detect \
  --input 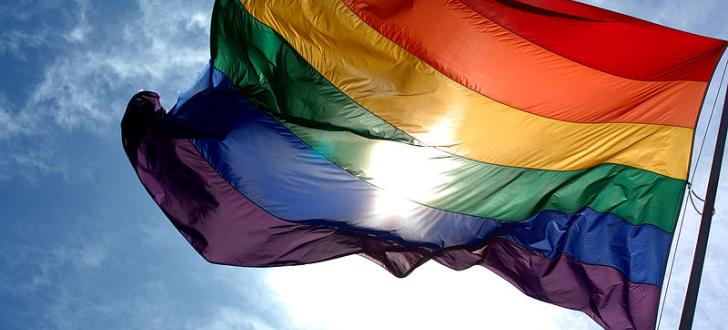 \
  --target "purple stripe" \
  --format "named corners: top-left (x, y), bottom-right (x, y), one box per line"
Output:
top-left (174, 79), bottom-right (669, 286)
top-left (436, 239), bottom-right (659, 329)
top-left (122, 91), bottom-right (429, 275)
top-left (122, 91), bottom-right (658, 330)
